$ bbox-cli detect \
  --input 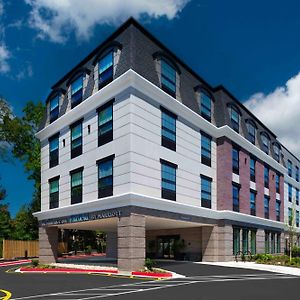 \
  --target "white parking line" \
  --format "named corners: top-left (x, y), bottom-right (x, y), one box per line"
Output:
top-left (11, 273), bottom-right (299, 300)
